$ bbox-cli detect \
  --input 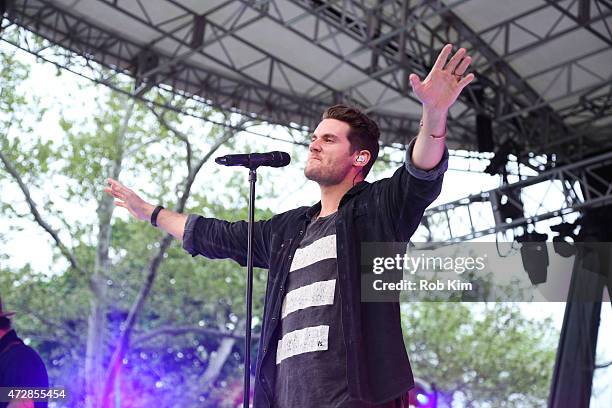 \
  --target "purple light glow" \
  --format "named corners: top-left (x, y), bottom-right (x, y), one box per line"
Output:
top-left (417, 393), bottom-right (430, 405)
